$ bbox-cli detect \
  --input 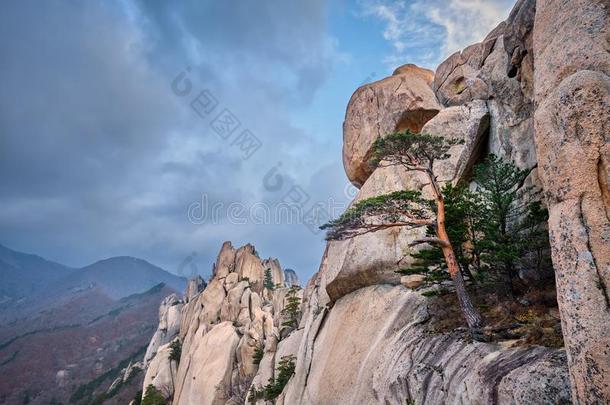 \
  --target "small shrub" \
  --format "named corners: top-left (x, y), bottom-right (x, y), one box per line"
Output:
top-left (141, 385), bottom-right (166, 405)
top-left (249, 355), bottom-right (296, 402)
top-left (168, 339), bottom-right (182, 365)
top-left (252, 345), bottom-right (264, 365)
